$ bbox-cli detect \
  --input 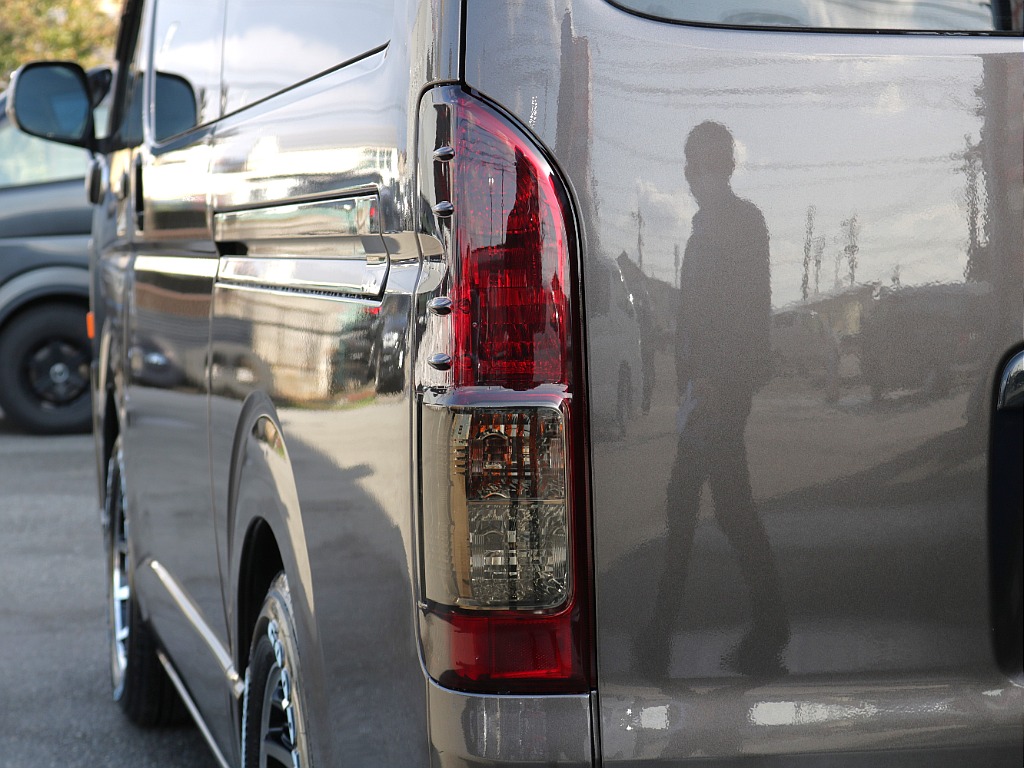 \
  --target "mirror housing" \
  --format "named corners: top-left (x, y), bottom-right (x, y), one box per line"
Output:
top-left (154, 72), bottom-right (198, 142)
top-left (6, 62), bottom-right (96, 150)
